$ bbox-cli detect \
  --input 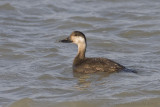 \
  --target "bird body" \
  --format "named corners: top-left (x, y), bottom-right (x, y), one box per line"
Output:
top-left (60, 31), bottom-right (127, 73)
